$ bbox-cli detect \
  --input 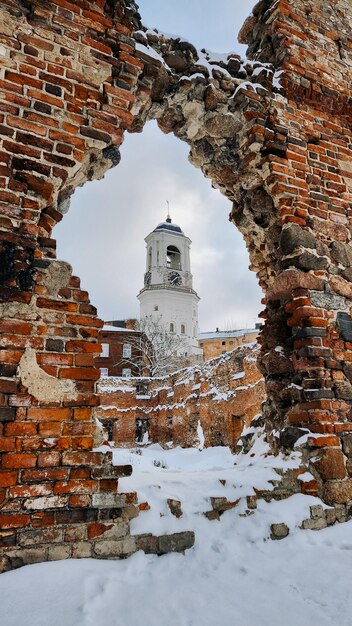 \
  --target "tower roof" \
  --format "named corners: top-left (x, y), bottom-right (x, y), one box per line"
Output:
top-left (153, 217), bottom-right (184, 235)
top-left (153, 216), bottom-right (184, 236)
